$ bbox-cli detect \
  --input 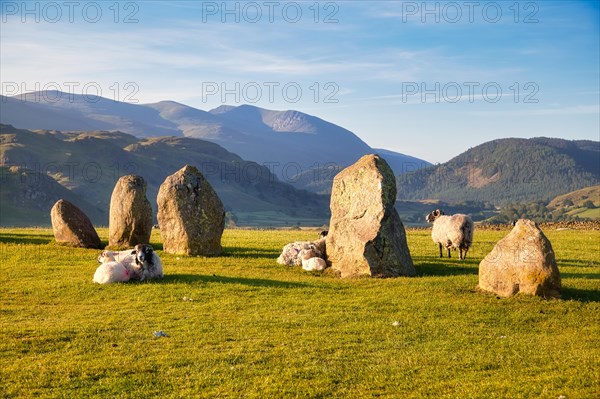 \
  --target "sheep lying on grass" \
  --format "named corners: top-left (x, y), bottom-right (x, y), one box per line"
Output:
top-left (277, 234), bottom-right (327, 271)
top-left (98, 249), bottom-right (137, 267)
top-left (93, 261), bottom-right (130, 284)
top-left (132, 244), bottom-right (164, 281)
top-left (426, 209), bottom-right (474, 260)
top-left (97, 244), bottom-right (163, 281)
top-left (301, 255), bottom-right (327, 271)
top-left (98, 249), bottom-right (141, 280)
